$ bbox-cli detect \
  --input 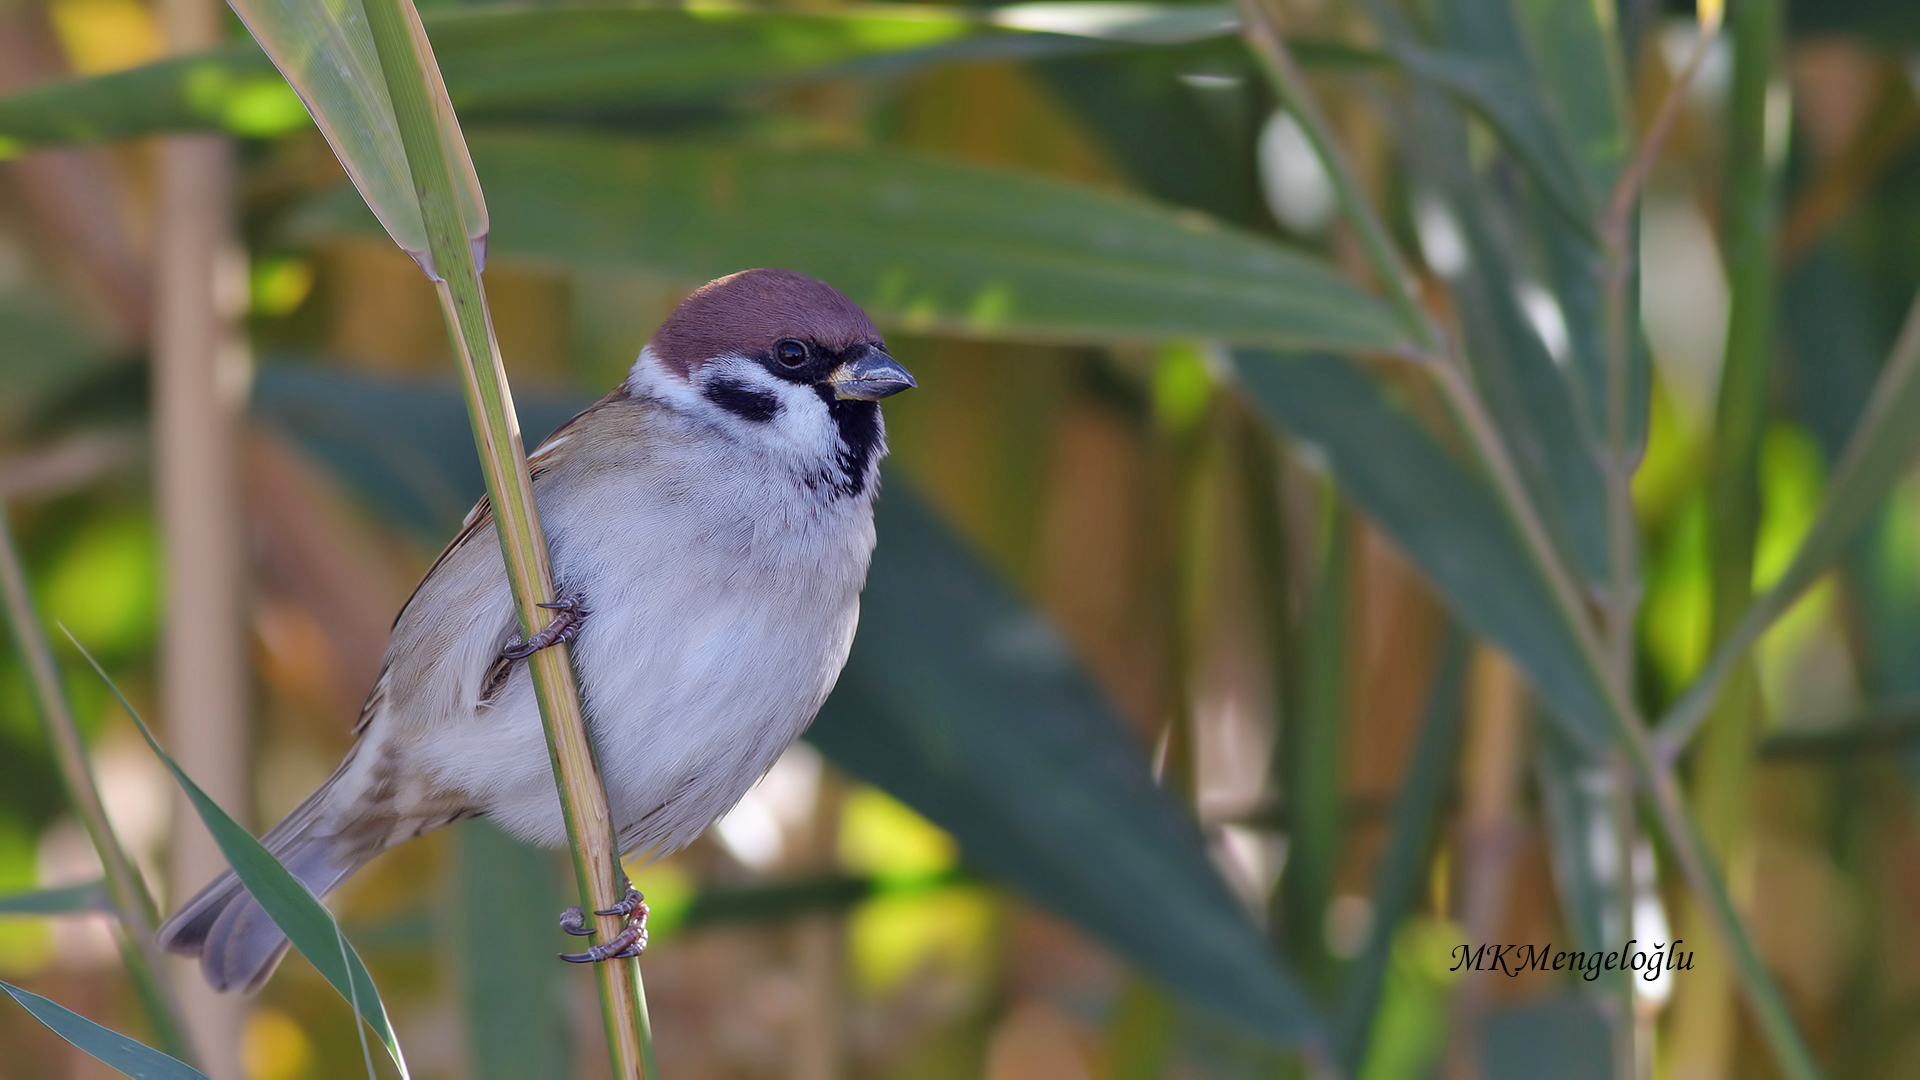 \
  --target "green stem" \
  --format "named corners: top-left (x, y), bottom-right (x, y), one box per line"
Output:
top-left (1278, 499), bottom-right (1349, 995)
top-left (1709, 0), bottom-right (1782, 652)
top-left (1592, 19), bottom-right (1722, 1077)
top-left (1597, 17), bottom-right (1718, 716)
top-left (1669, 3), bottom-right (1784, 1075)
top-left (357, 1), bottom-right (656, 1075)
top-left (0, 508), bottom-right (194, 1064)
